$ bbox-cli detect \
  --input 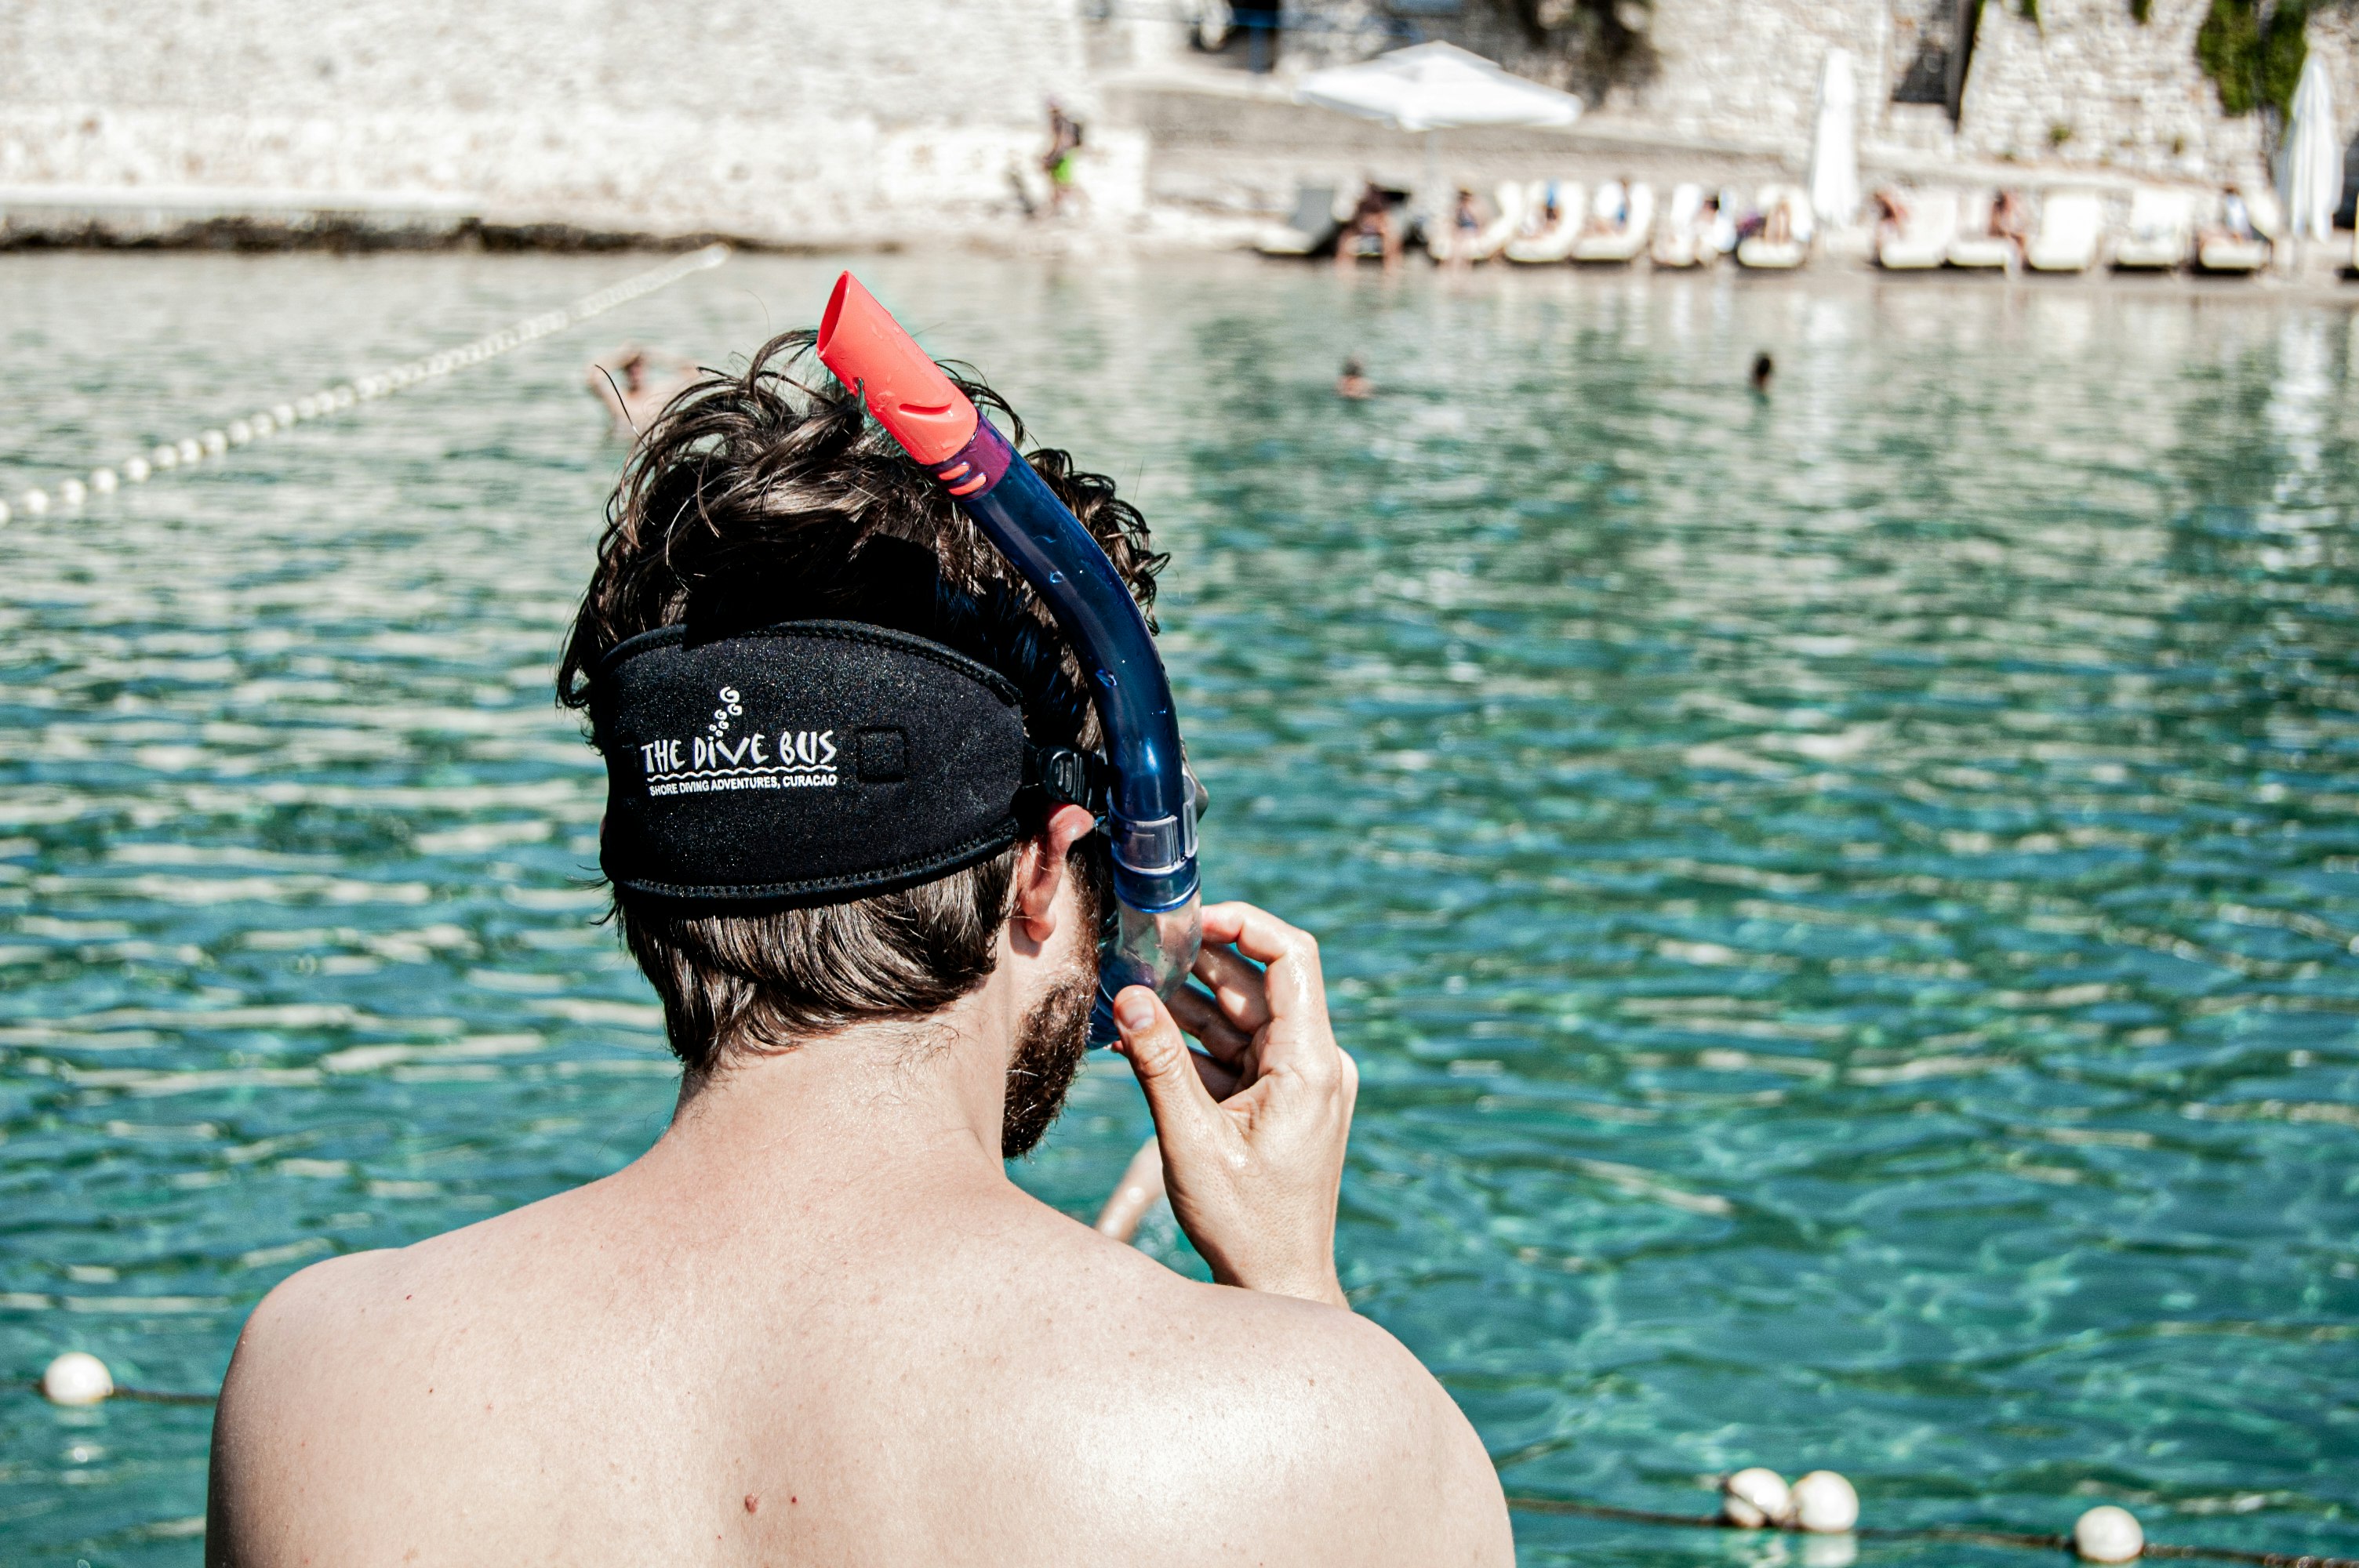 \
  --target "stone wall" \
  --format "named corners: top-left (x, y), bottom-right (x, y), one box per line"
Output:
top-left (0, 0), bottom-right (1115, 244)
top-left (1616, 0), bottom-right (1884, 149)
top-left (1954, 0), bottom-right (2267, 182)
